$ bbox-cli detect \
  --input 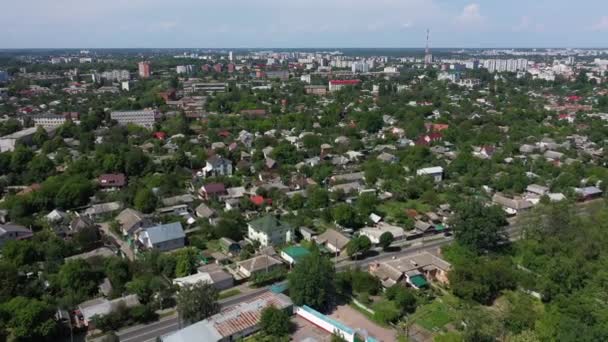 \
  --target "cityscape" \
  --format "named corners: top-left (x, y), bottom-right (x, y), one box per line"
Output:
top-left (1, 2), bottom-right (608, 342)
